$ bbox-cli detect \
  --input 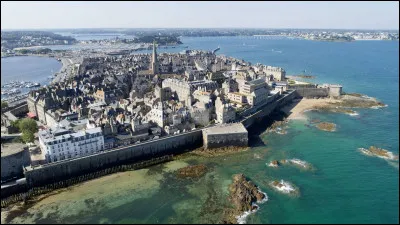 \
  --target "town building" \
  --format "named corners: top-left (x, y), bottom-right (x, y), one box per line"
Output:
top-left (38, 125), bottom-right (104, 163)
